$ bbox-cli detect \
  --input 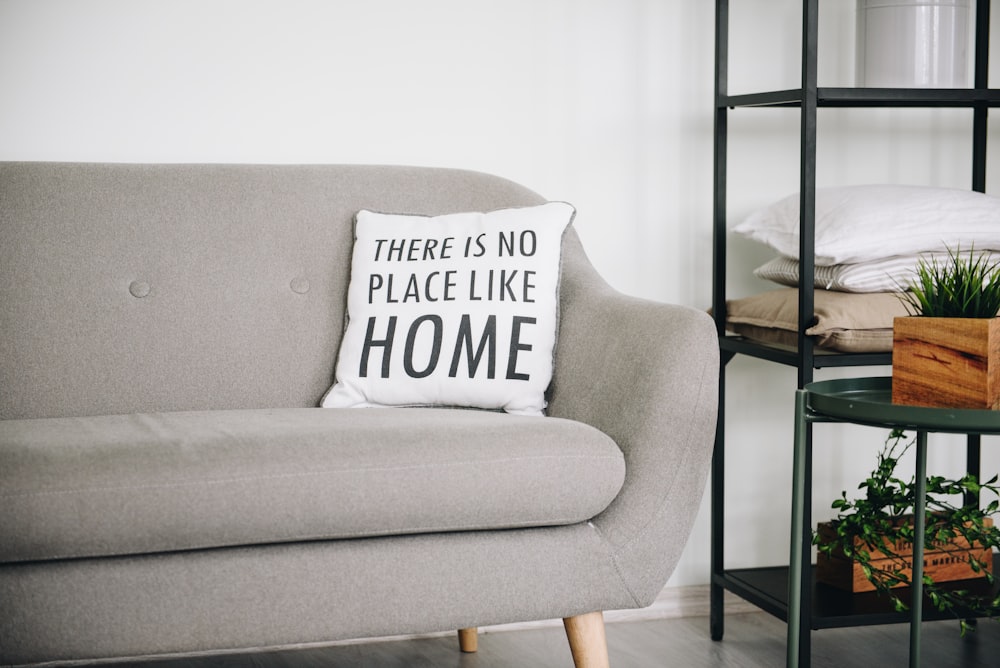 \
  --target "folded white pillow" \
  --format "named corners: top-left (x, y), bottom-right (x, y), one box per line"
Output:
top-left (753, 252), bottom-right (997, 293)
top-left (734, 185), bottom-right (1000, 266)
